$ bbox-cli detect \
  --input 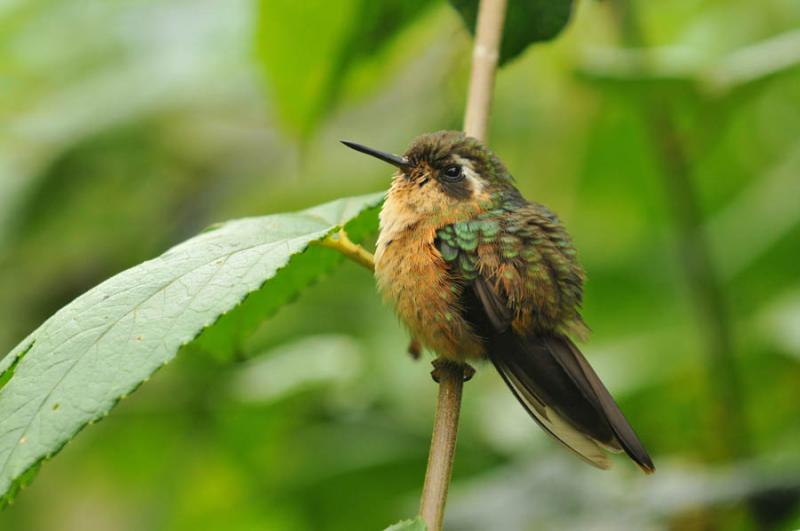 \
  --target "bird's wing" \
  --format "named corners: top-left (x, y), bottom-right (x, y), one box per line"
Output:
top-left (435, 213), bottom-right (654, 473)
top-left (473, 275), bottom-right (512, 332)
